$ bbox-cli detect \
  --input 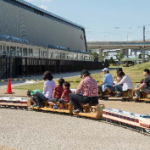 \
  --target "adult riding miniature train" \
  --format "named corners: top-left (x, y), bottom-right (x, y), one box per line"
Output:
top-left (99, 88), bottom-right (150, 102)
